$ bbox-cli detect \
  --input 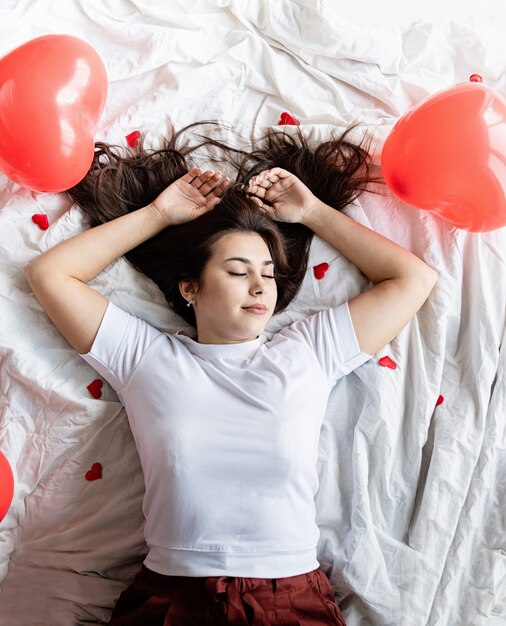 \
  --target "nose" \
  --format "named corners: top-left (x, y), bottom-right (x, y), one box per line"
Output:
top-left (249, 275), bottom-right (264, 296)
